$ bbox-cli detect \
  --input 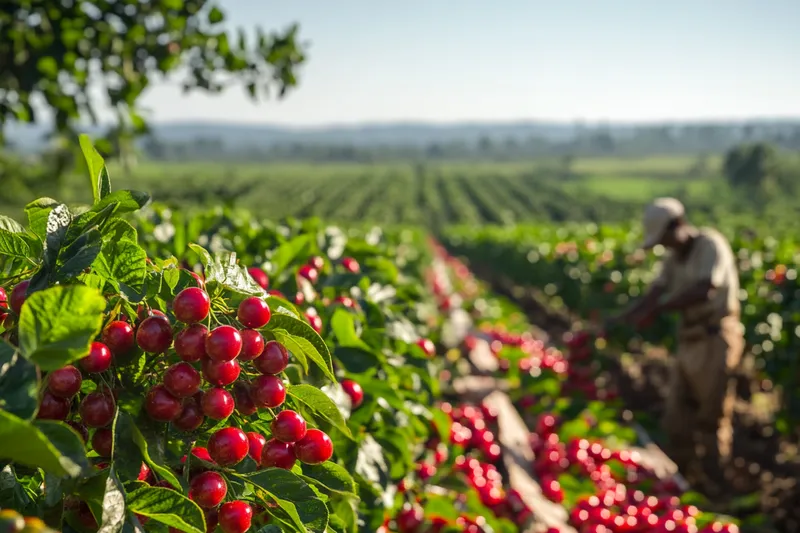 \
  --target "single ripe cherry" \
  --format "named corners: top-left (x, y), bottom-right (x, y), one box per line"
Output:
top-left (175, 324), bottom-right (209, 362)
top-left (189, 471), bottom-right (227, 509)
top-left (233, 382), bottom-right (257, 416)
top-left (294, 429), bottom-right (334, 465)
top-left (306, 313), bottom-right (322, 334)
top-left (396, 504), bottom-right (424, 533)
top-left (261, 439), bottom-right (296, 470)
top-left (202, 358), bottom-right (241, 386)
top-left (92, 428), bottom-right (114, 457)
top-left (174, 398), bottom-right (205, 432)
top-left (80, 342), bottom-right (113, 373)
top-left (246, 432), bottom-right (266, 462)
top-left (136, 315), bottom-right (173, 353)
top-left (173, 287), bottom-right (211, 324)
top-left (416, 338), bottom-right (436, 358)
top-left (342, 257), bottom-right (360, 274)
top-left (341, 379), bottom-right (364, 408)
top-left (201, 388), bottom-right (235, 420)
top-left (249, 375), bottom-right (286, 408)
top-left (10, 280), bottom-right (30, 315)
top-left (163, 362), bottom-right (202, 398)
top-left (79, 392), bottom-right (116, 428)
top-left (297, 265), bottom-right (318, 284)
top-left (206, 325), bottom-right (242, 362)
top-left (218, 501), bottom-right (253, 533)
top-left (239, 329), bottom-right (265, 361)
top-left (145, 385), bottom-right (183, 423)
top-left (47, 365), bottom-right (82, 398)
top-left (37, 391), bottom-right (70, 420)
top-left (270, 410), bottom-right (307, 443)
top-left (208, 427), bottom-right (249, 466)
top-left (254, 341), bottom-right (289, 375)
top-left (102, 321), bottom-right (135, 355)
top-left (189, 446), bottom-right (215, 464)
top-left (308, 256), bottom-right (325, 270)
top-left (237, 297), bottom-right (271, 329)
top-left (247, 267), bottom-right (269, 290)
